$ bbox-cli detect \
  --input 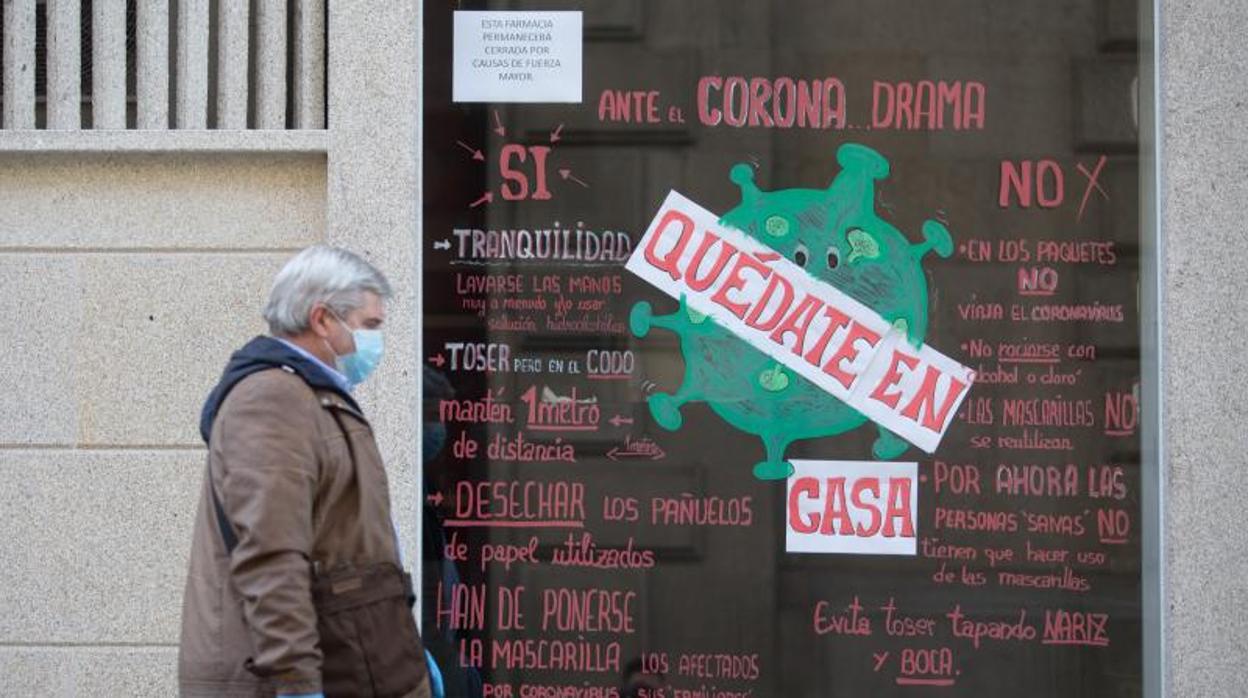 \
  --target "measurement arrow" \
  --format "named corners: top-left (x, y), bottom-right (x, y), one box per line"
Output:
top-left (609, 415), bottom-right (634, 427)
top-left (550, 123), bottom-right (564, 143)
top-left (469, 191), bottom-right (494, 208)
top-left (492, 109), bottom-right (506, 137)
top-left (558, 168), bottom-right (589, 188)
top-left (605, 445), bottom-right (666, 461)
top-left (433, 239), bottom-right (450, 250)
top-left (427, 353), bottom-right (446, 367)
top-left (455, 140), bottom-right (485, 161)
